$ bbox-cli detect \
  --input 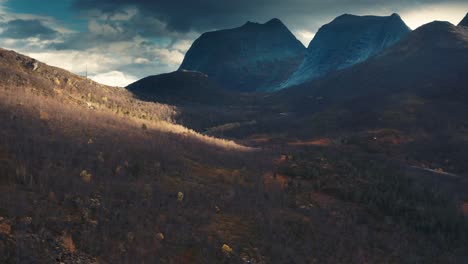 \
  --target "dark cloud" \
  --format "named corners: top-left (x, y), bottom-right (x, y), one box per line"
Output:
top-left (1, 19), bottom-right (58, 39)
top-left (72, 0), bottom-right (464, 33)
top-left (51, 8), bottom-right (194, 50)
top-left (72, 0), bottom-right (258, 32)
